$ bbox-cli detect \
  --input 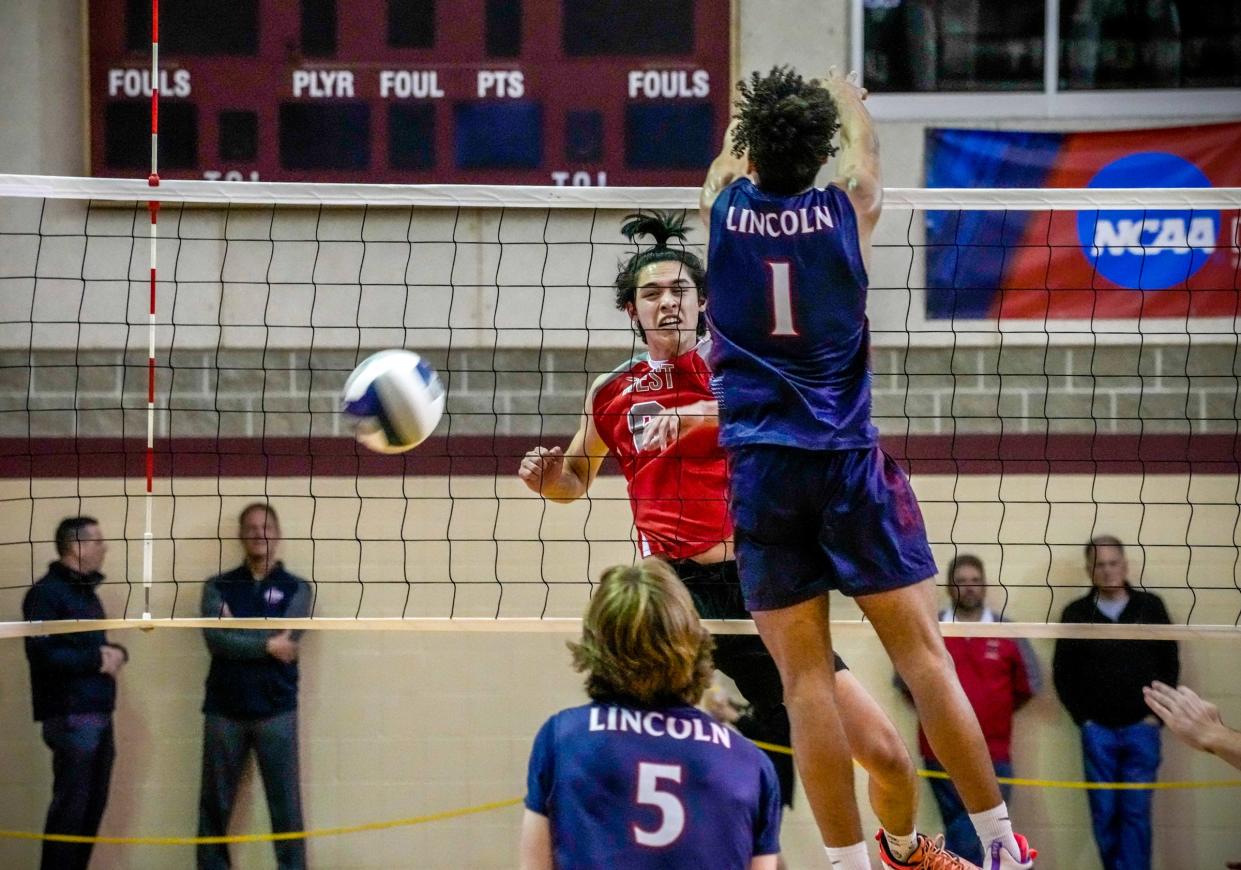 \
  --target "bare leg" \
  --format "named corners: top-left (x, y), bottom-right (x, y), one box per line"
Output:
top-left (836, 668), bottom-right (918, 834)
top-left (752, 594), bottom-right (862, 846)
top-left (857, 579), bottom-right (1002, 812)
